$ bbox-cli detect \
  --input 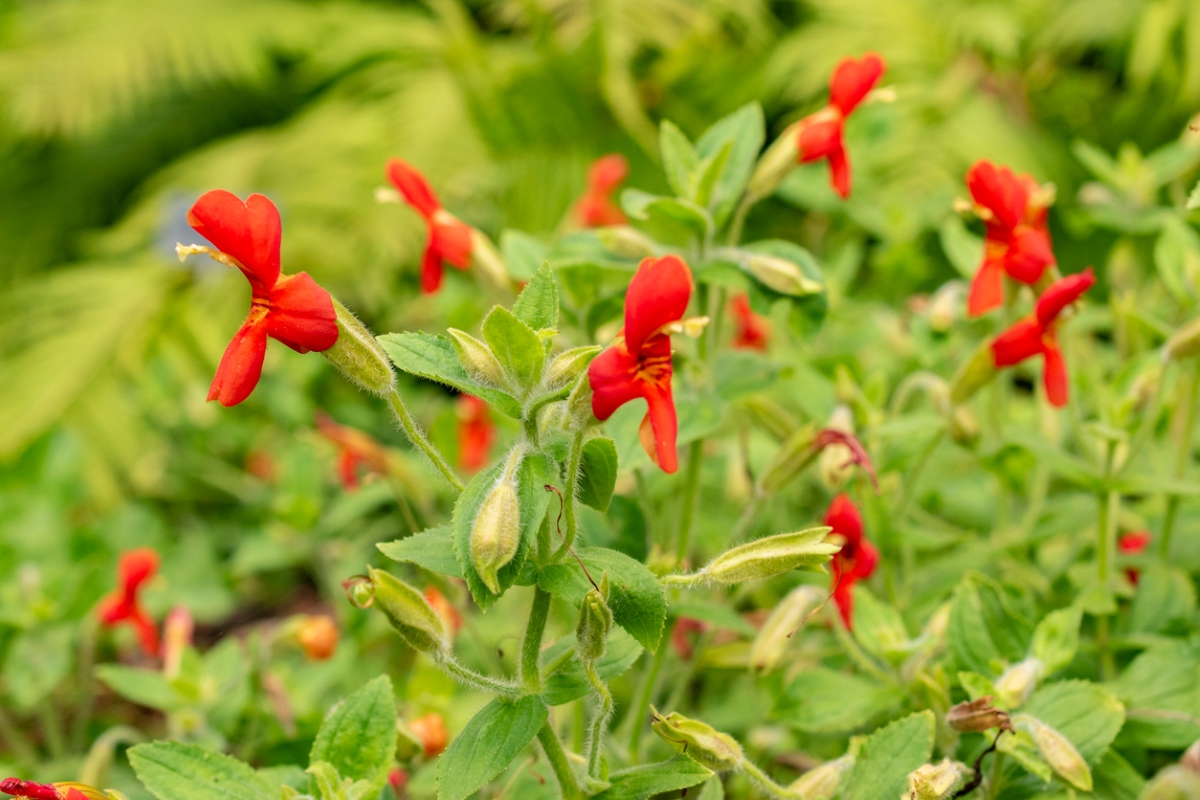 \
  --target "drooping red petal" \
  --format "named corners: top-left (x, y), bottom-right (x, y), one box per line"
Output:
top-left (588, 343), bottom-right (643, 421)
top-left (827, 143), bottom-right (851, 199)
top-left (851, 539), bottom-right (879, 580)
top-left (731, 294), bottom-right (769, 350)
top-left (1003, 225), bottom-right (1055, 284)
top-left (797, 117), bottom-right (844, 163)
top-left (1035, 267), bottom-right (1095, 328)
top-left (966, 161), bottom-right (1028, 231)
top-left (824, 493), bottom-right (864, 552)
top-left (458, 396), bottom-right (495, 472)
top-left (990, 318), bottom-right (1044, 367)
top-left (208, 316), bottom-right (269, 407)
top-left (643, 380), bottom-right (679, 473)
top-left (968, 253), bottom-right (1006, 317)
top-left (430, 213), bottom-right (473, 269)
top-left (577, 192), bottom-right (628, 227)
top-left (421, 244), bottom-right (444, 294)
top-left (671, 617), bottom-right (707, 660)
top-left (1042, 337), bottom-right (1069, 407)
top-left (119, 548), bottom-right (160, 595)
top-left (623, 255), bottom-right (693, 354)
top-left (131, 609), bottom-right (161, 657)
top-left (386, 158), bottom-right (441, 219)
top-left (831, 568), bottom-right (856, 628)
top-left (338, 450), bottom-right (362, 490)
top-left (264, 272), bottom-right (338, 353)
top-left (186, 191), bottom-right (282, 291)
top-left (589, 154), bottom-right (629, 193)
top-left (829, 53), bottom-right (886, 116)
